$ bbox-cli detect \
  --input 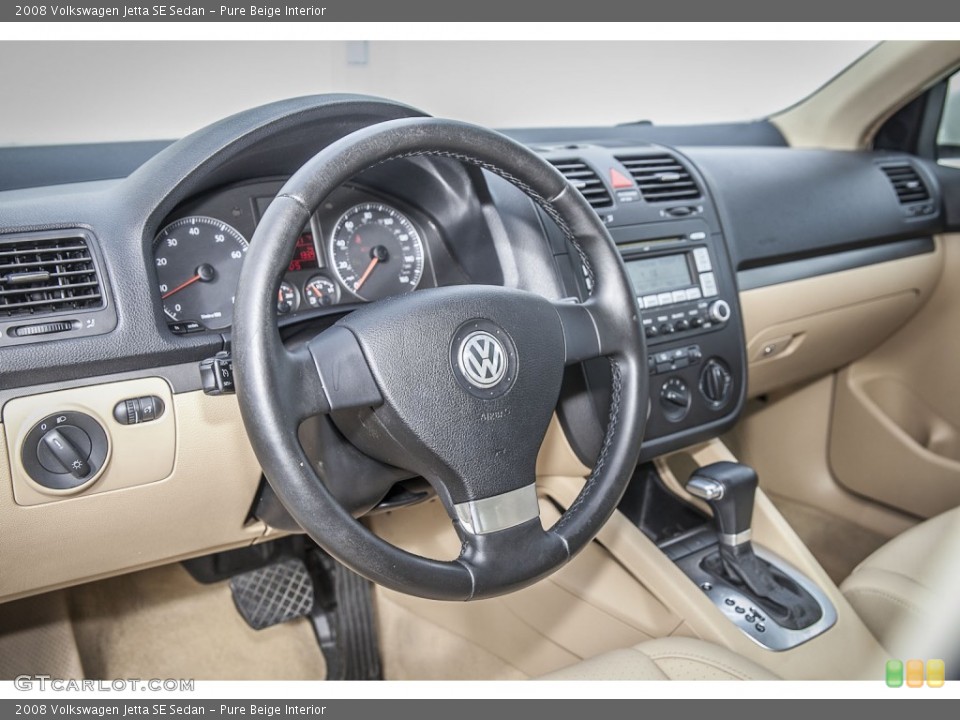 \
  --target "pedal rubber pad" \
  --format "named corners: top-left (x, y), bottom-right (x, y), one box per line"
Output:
top-left (333, 562), bottom-right (382, 680)
top-left (230, 557), bottom-right (314, 630)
